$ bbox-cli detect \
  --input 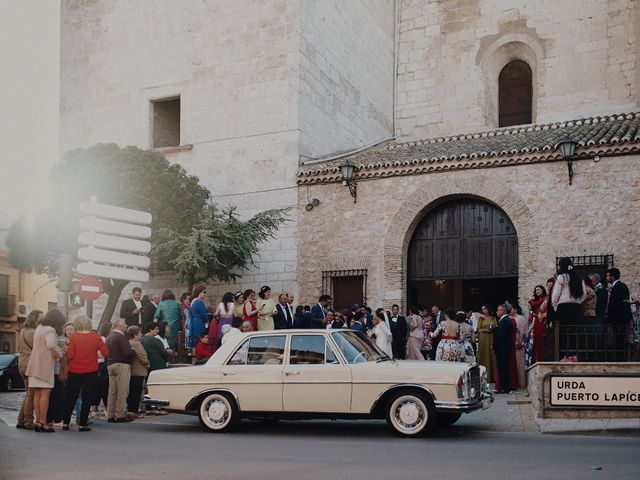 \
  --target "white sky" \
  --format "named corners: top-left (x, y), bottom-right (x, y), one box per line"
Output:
top-left (0, 0), bottom-right (60, 226)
